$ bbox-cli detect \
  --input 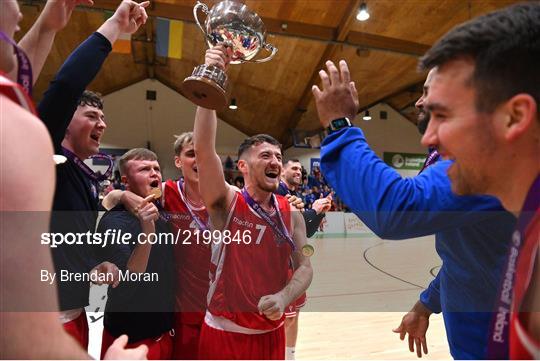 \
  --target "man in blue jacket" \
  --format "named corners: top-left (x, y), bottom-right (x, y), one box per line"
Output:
top-left (311, 60), bottom-right (515, 359)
